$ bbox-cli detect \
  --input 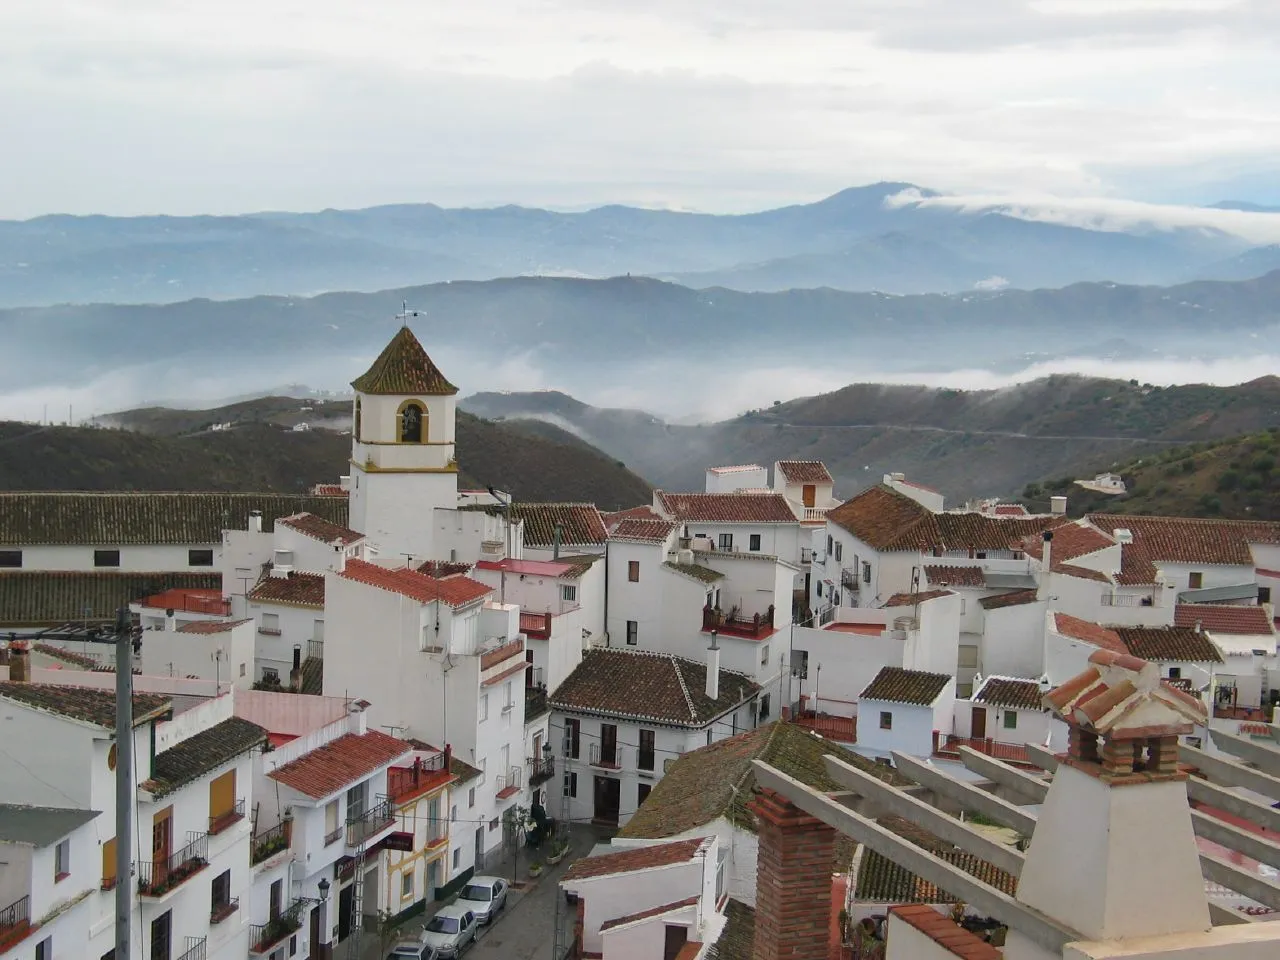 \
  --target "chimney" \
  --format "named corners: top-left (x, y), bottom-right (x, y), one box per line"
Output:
top-left (270, 548), bottom-right (294, 578)
top-left (553, 522), bottom-right (563, 560)
top-left (290, 644), bottom-right (303, 691)
top-left (8, 640), bottom-right (31, 682)
top-left (1195, 620), bottom-right (1203, 635)
top-left (750, 789), bottom-right (835, 960)
top-left (331, 539), bottom-right (346, 573)
top-left (248, 509), bottom-right (263, 534)
top-left (1050, 495), bottom-right (1068, 515)
top-left (1042, 529), bottom-right (1054, 573)
top-left (347, 699), bottom-right (369, 735)
top-left (165, 607), bottom-right (176, 633)
top-left (706, 631), bottom-right (720, 701)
